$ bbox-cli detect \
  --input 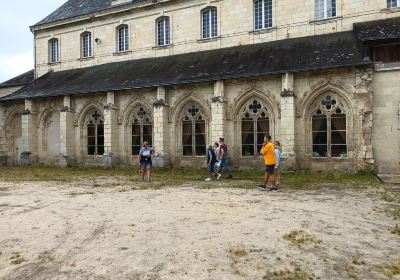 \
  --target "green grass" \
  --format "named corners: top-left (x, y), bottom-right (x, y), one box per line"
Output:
top-left (0, 166), bottom-right (381, 190)
top-left (263, 267), bottom-right (314, 280)
top-left (283, 230), bottom-right (322, 247)
top-left (384, 260), bottom-right (400, 278)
